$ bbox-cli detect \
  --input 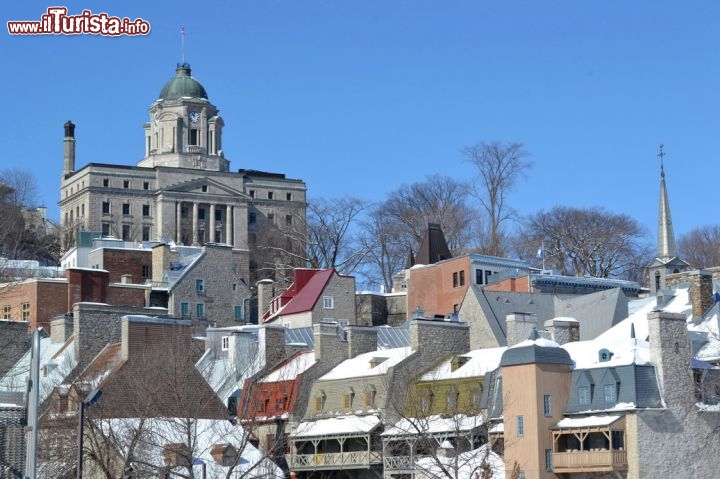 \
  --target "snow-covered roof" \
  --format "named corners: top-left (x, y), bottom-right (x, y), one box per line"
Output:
top-left (259, 351), bottom-right (316, 383)
top-left (414, 444), bottom-right (505, 479)
top-left (95, 417), bottom-right (283, 478)
top-left (554, 414), bottom-right (622, 429)
top-left (382, 414), bottom-right (483, 437)
top-left (320, 347), bottom-right (412, 381)
top-left (292, 414), bottom-right (381, 438)
top-left (420, 348), bottom-right (505, 381)
top-left (0, 334), bottom-right (77, 402)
